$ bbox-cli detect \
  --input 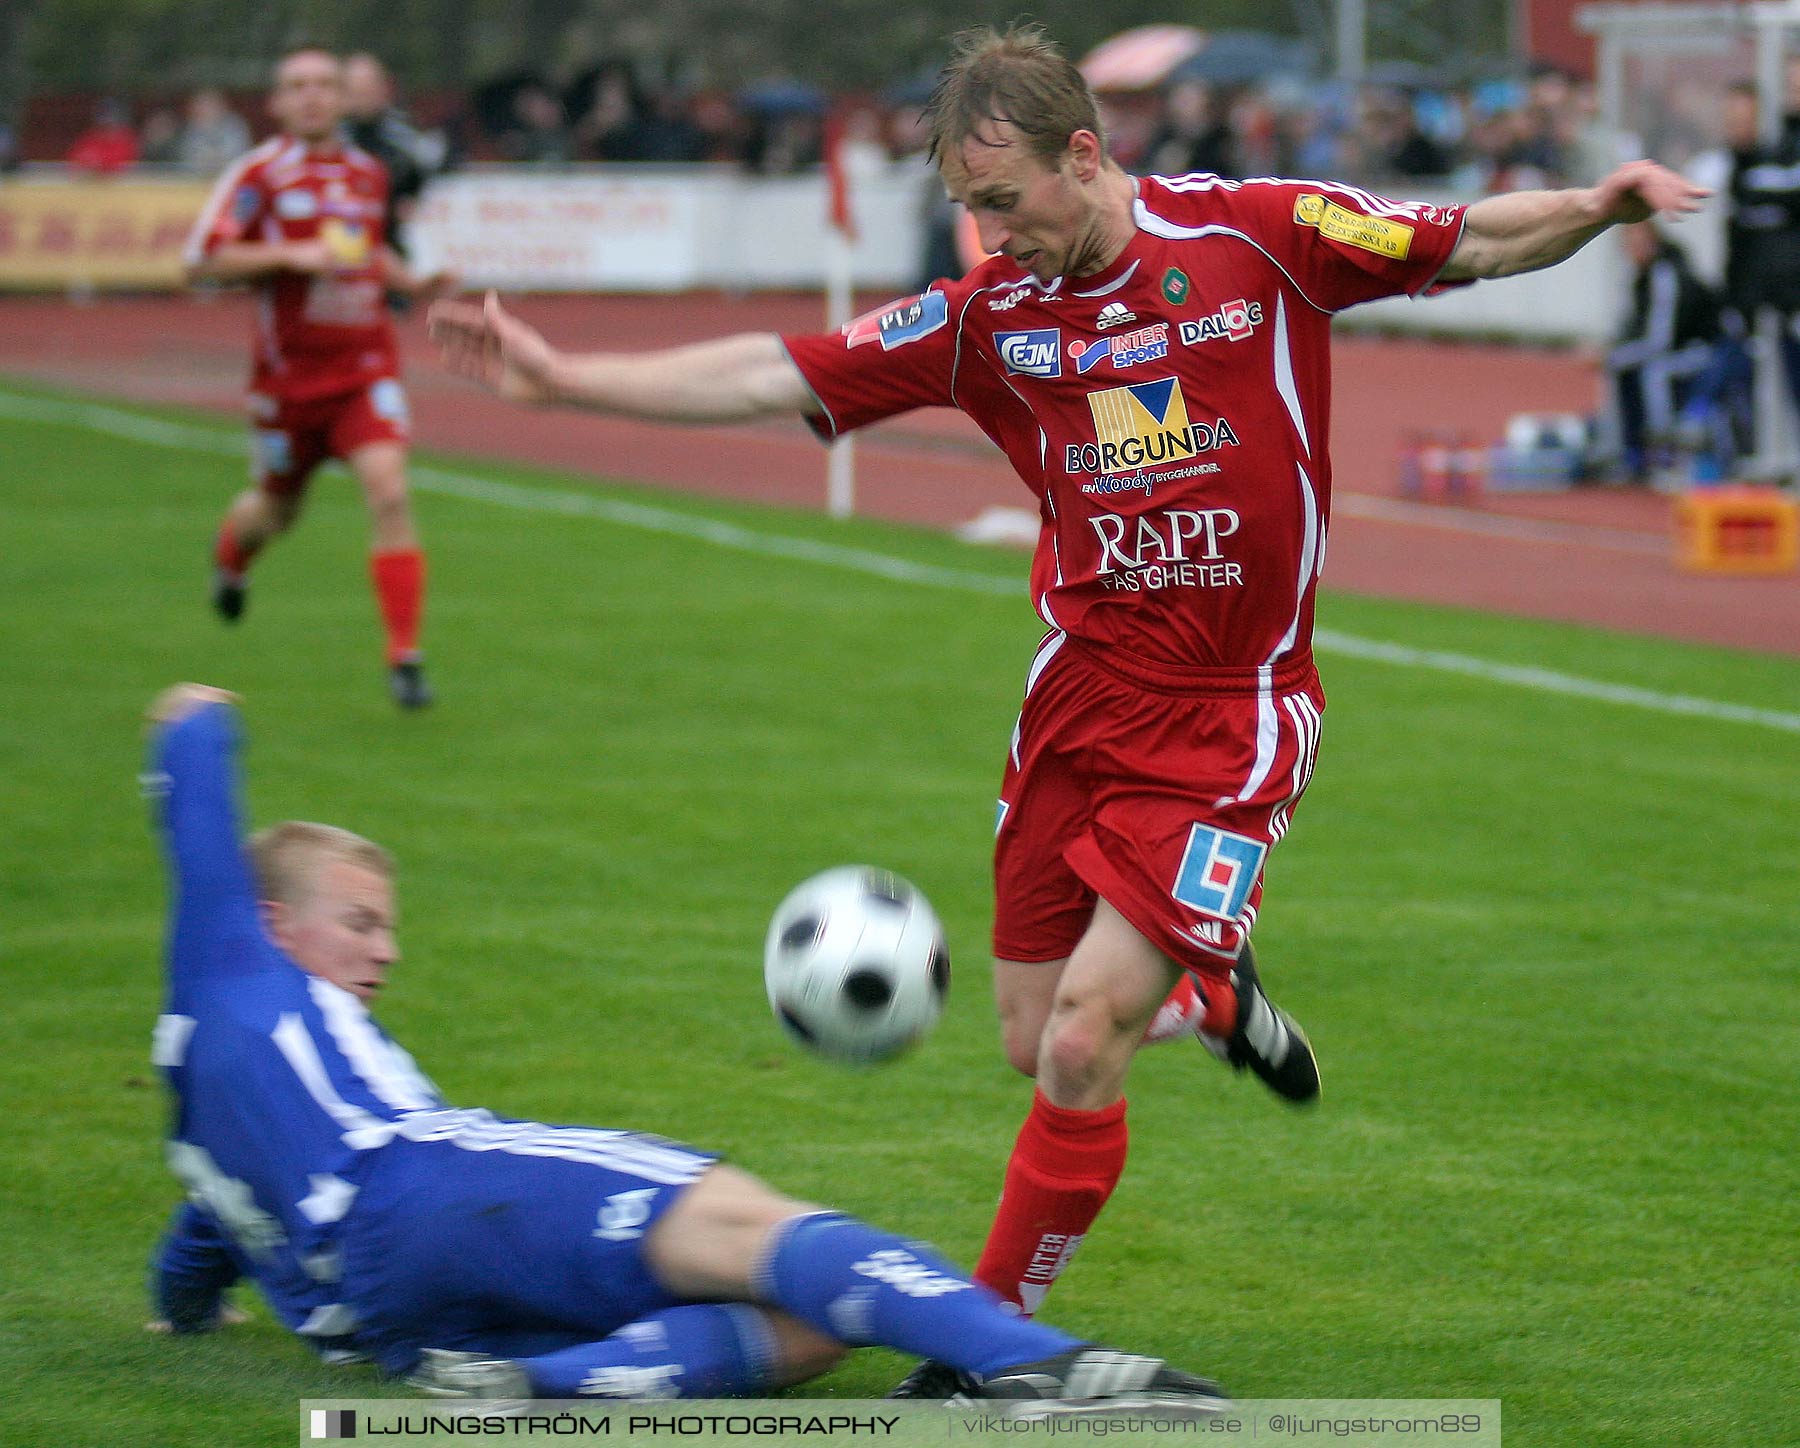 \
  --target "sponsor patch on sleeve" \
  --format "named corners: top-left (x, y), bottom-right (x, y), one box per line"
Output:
top-left (1293, 193), bottom-right (1414, 259)
top-left (230, 185), bottom-right (261, 228)
top-left (843, 290), bottom-right (950, 350)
